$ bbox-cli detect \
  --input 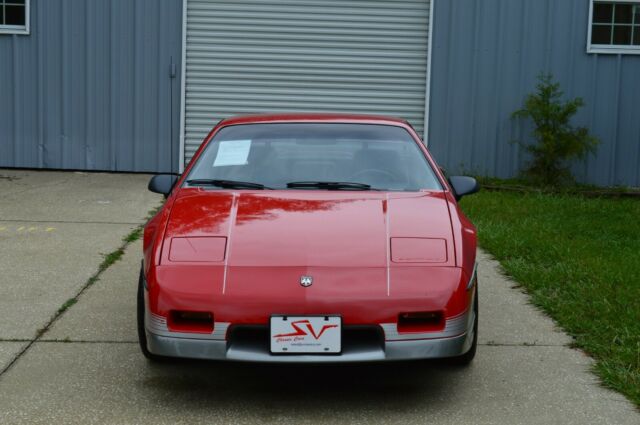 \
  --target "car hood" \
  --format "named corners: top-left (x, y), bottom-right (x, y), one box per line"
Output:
top-left (161, 189), bottom-right (455, 268)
